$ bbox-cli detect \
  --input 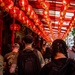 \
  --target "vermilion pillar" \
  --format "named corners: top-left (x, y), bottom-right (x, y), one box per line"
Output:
top-left (0, 12), bottom-right (3, 54)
